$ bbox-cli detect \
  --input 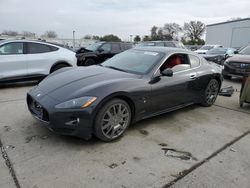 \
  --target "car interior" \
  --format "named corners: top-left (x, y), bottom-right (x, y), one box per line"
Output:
top-left (160, 54), bottom-right (190, 73)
